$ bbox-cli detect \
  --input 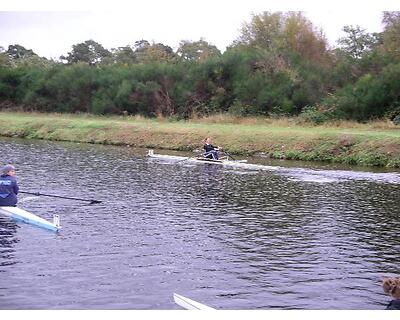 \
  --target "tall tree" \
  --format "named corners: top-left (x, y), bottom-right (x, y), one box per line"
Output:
top-left (336, 25), bottom-right (379, 59)
top-left (177, 39), bottom-right (221, 61)
top-left (234, 12), bottom-right (283, 49)
top-left (381, 11), bottom-right (400, 61)
top-left (233, 12), bottom-right (330, 66)
top-left (61, 40), bottom-right (111, 65)
top-left (134, 41), bottom-right (177, 63)
top-left (283, 12), bottom-right (330, 65)
top-left (111, 45), bottom-right (137, 64)
top-left (1, 45), bottom-right (52, 68)
top-left (0, 46), bottom-right (12, 66)
top-left (7, 44), bottom-right (37, 59)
